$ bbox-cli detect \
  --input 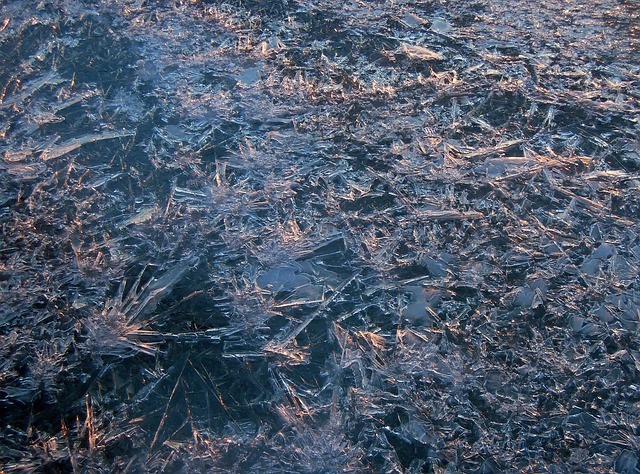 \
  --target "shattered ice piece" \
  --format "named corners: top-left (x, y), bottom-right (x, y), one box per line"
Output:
top-left (530, 288), bottom-right (545, 309)
top-left (515, 280), bottom-right (547, 309)
top-left (616, 300), bottom-right (640, 331)
top-left (32, 113), bottom-right (67, 132)
top-left (430, 17), bottom-right (452, 35)
top-left (402, 12), bottom-right (427, 28)
top-left (423, 256), bottom-right (449, 277)
top-left (125, 255), bottom-right (200, 324)
top-left (259, 35), bottom-right (285, 54)
top-left (591, 304), bottom-right (615, 323)
top-left (565, 408), bottom-right (597, 429)
top-left (614, 450), bottom-right (639, 474)
top-left (117, 205), bottom-right (157, 229)
top-left (581, 243), bottom-right (616, 276)
top-left (474, 157), bottom-right (534, 177)
top-left (40, 130), bottom-right (135, 161)
top-left (581, 258), bottom-right (601, 276)
top-left (52, 90), bottom-right (97, 113)
top-left (415, 209), bottom-right (483, 221)
top-left (592, 243), bottom-right (615, 259)
top-left (589, 223), bottom-right (603, 242)
top-left (1, 161), bottom-right (47, 180)
top-left (256, 265), bottom-right (310, 293)
top-left (515, 285), bottom-right (545, 309)
top-left (295, 236), bottom-right (346, 262)
top-left (269, 270), bottom-right (361, 349)
top-left (569, 315), bottom-right (600, 336)
top-left (173, 186), bottom-right (207, 200)
top-left (237, 64), bottom-right (263, 86)
top-left (400, 43), bottom-right (444, 62)
top-left (402, 418), bottom-right (433, 444)
top-left (0, 71), bottom-right (64, 110)
top-left (402, 286), bottom-right (441, 325)
top-left (611, 254), bottom-right (638, 284)
top-left (2, 149), bottom-right (32, 163)
top-left (542, 241), bottom-right (562, 256)
top-left (483, 369), bottom-right (506, 394)
top-left (2, 134), bottom-right (59, 162)
top-left (87, 172), bottom-right (125, 189)
top-left (108, 89), bottom-right (146, 121)
top-left (256, 261), bottom-right (336, 309)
